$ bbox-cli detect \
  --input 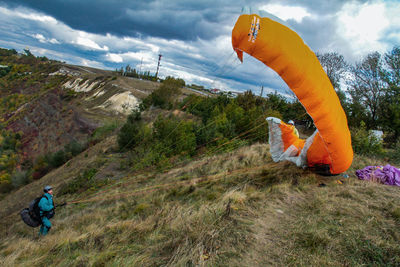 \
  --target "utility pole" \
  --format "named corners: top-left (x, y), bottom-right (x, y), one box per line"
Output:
top-left (155, 54), bottom-right (162, 79)
top-left (260, 85), bottom-right (264, 97)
